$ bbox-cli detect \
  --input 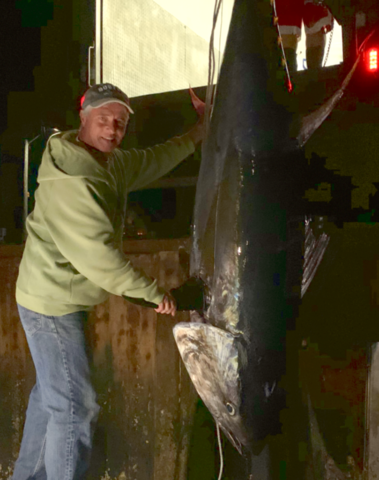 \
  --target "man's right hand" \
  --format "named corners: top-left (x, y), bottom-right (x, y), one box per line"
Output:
top-left (154, 292), bottom-right (177, 316)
